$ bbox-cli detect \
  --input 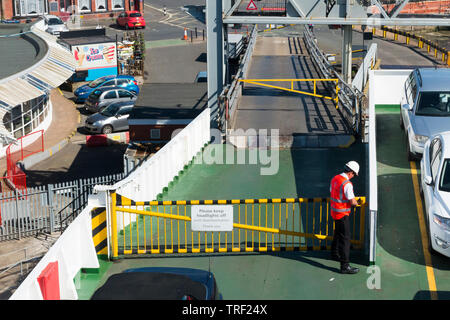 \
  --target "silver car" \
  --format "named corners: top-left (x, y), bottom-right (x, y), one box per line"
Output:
top-left (44, 15), bottom-right (69, 35)
top-left (85, 101), bottom-right (134, 134)
top-left (84, 86), bottom-right (137, 113)
top-left (400, 68), bottom-right (450, 160)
